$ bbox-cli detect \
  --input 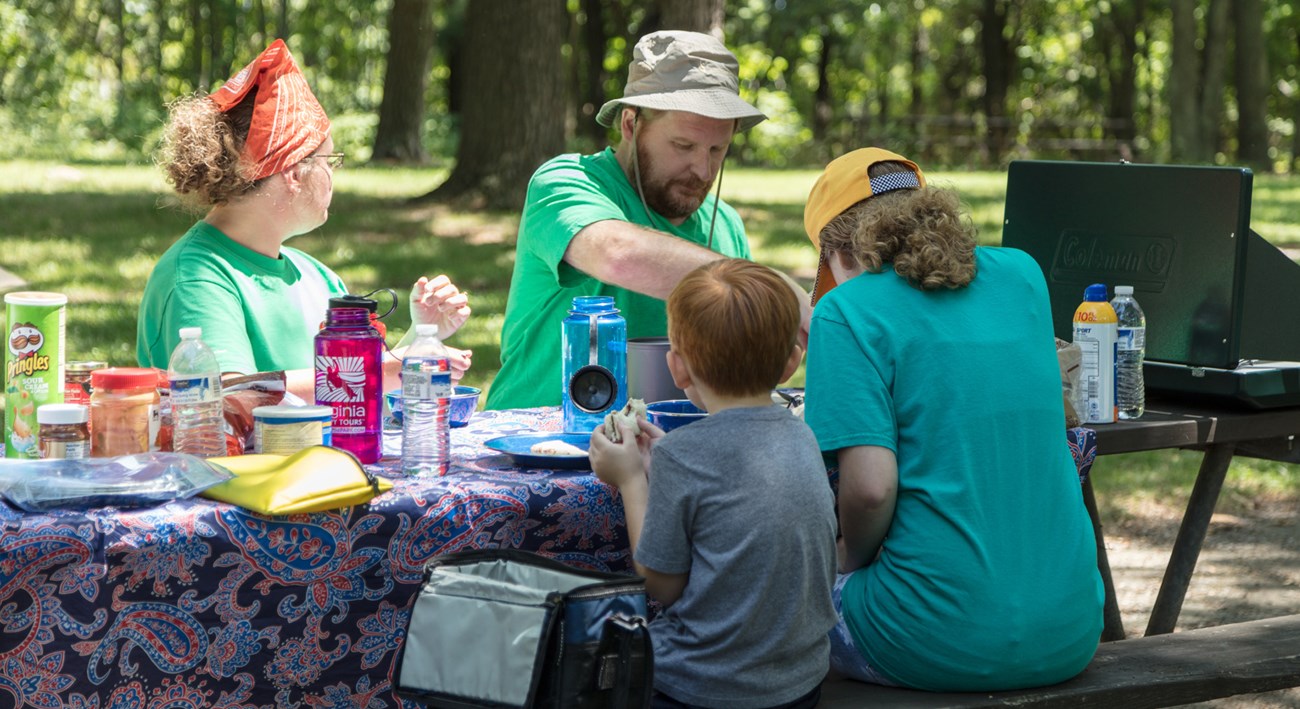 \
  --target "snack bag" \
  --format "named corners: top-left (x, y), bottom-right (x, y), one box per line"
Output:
top-left (156, 371), bottom-right (288, 455)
